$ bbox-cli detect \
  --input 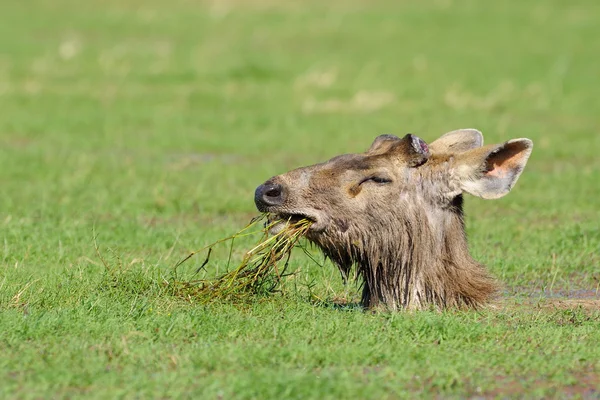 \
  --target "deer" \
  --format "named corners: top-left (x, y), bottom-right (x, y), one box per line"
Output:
top-left (254, 129), bottom-right (533, 310)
